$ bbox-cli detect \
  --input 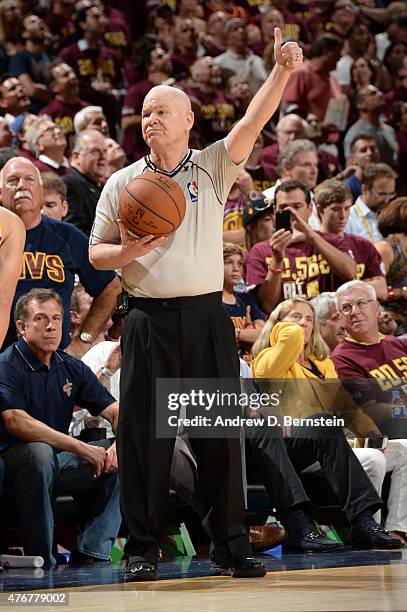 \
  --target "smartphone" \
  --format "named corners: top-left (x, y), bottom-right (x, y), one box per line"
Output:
top-left (275, 209), bottom-right (291, 232)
